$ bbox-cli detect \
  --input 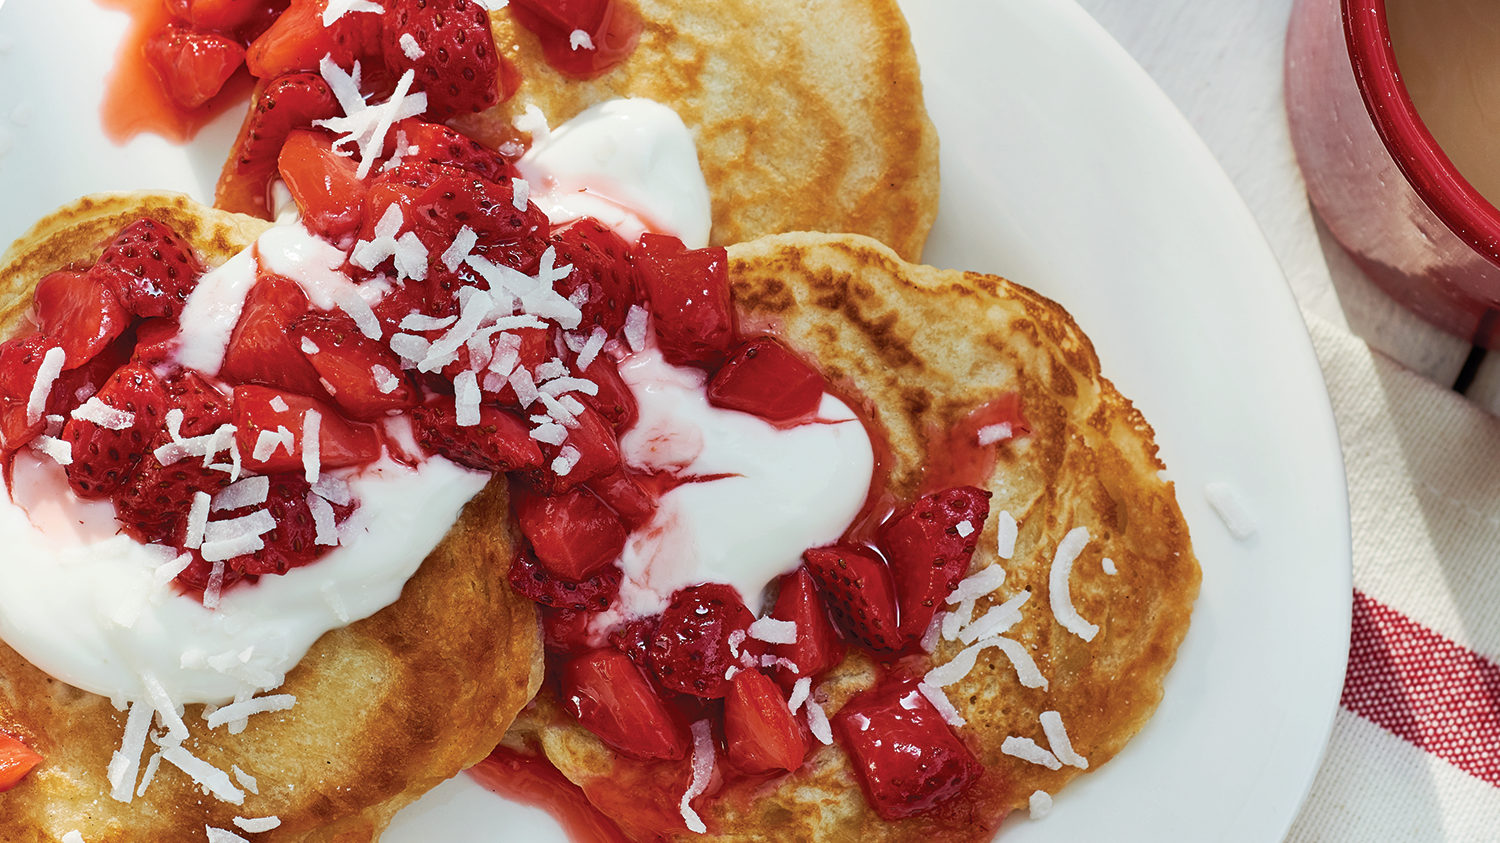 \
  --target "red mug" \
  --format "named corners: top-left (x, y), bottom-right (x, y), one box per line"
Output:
top-left (1287, 0), bottom-right (1500, 348)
